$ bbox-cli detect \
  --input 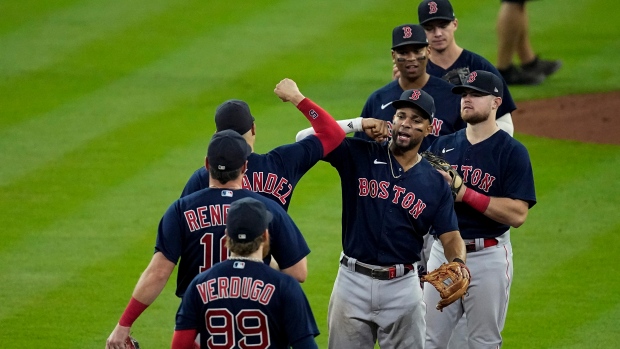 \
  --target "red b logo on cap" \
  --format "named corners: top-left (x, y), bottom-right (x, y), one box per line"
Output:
top-left (467, 71), bottom-right (477, 83)
top-left (429, 2), bottom-right (438, 14)
top-left (409, 90), bottom-right (421, 100)
top-left (402, 26), bottom-right (412, 39)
